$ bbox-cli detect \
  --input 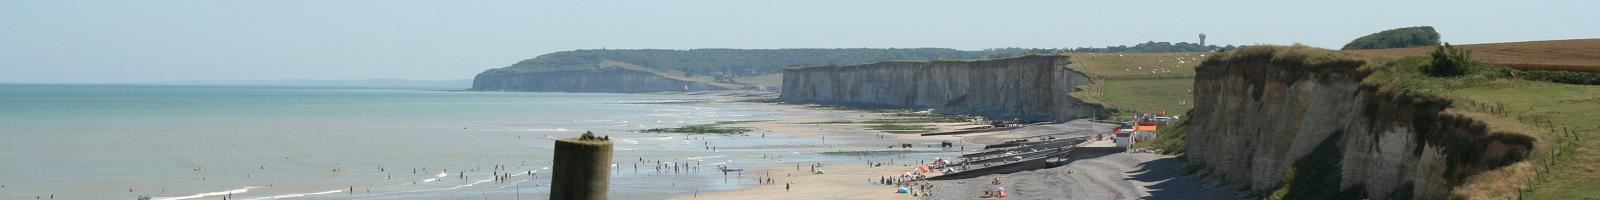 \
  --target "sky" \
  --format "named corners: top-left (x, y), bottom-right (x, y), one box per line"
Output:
top-left (1, 0), bottom-right (1595, 83)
